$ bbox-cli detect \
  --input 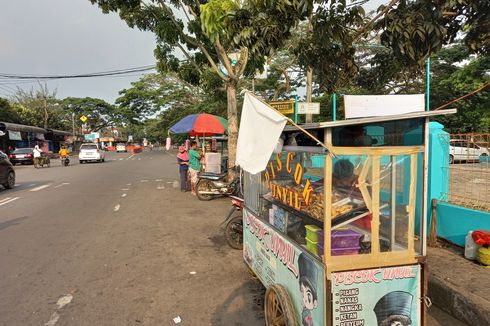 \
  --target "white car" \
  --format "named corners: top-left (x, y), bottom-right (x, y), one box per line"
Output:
top-left (449, 139), bottom-right (489, 164)
top-left (116, 143), bottom-right (127, 152)
top-left (79, 143), bottom-right (105, 163)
